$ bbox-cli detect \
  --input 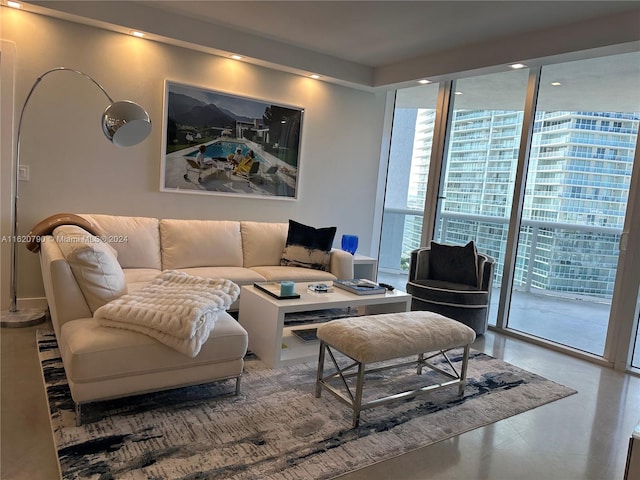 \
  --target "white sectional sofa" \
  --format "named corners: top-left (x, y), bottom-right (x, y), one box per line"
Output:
top-left (36, 214), bottom-right (354, 424)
